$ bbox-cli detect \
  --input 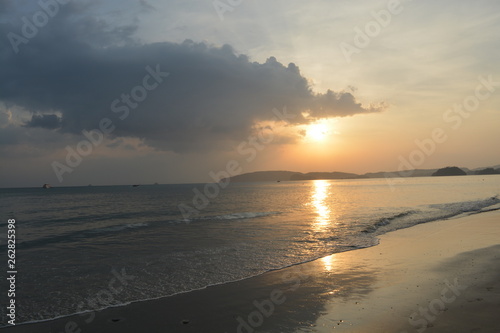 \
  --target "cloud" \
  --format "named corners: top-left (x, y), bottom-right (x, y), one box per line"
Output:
top-left (139, 0), bottom-right (155, 11)
top-left (0, 108), bottom-right (12, 128)
top-left (0, 2), bottom-right (386, 153)
top-left (24, 114), bottom-right (62, 129)
top-left (309, 90), bottom-right (386, 118)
